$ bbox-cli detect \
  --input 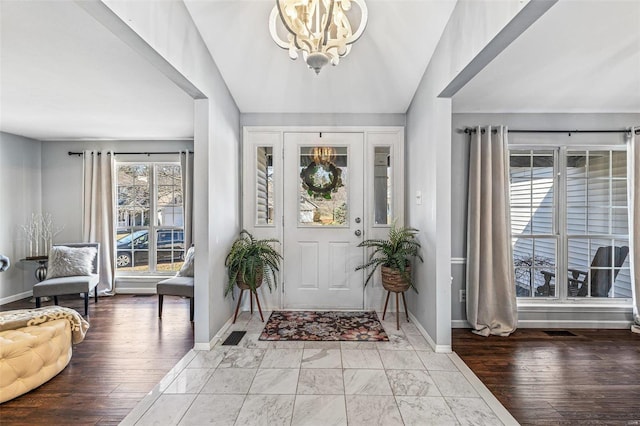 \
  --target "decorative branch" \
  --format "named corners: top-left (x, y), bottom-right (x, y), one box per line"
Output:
top-left (20, 213), bottom-right (65, 257)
